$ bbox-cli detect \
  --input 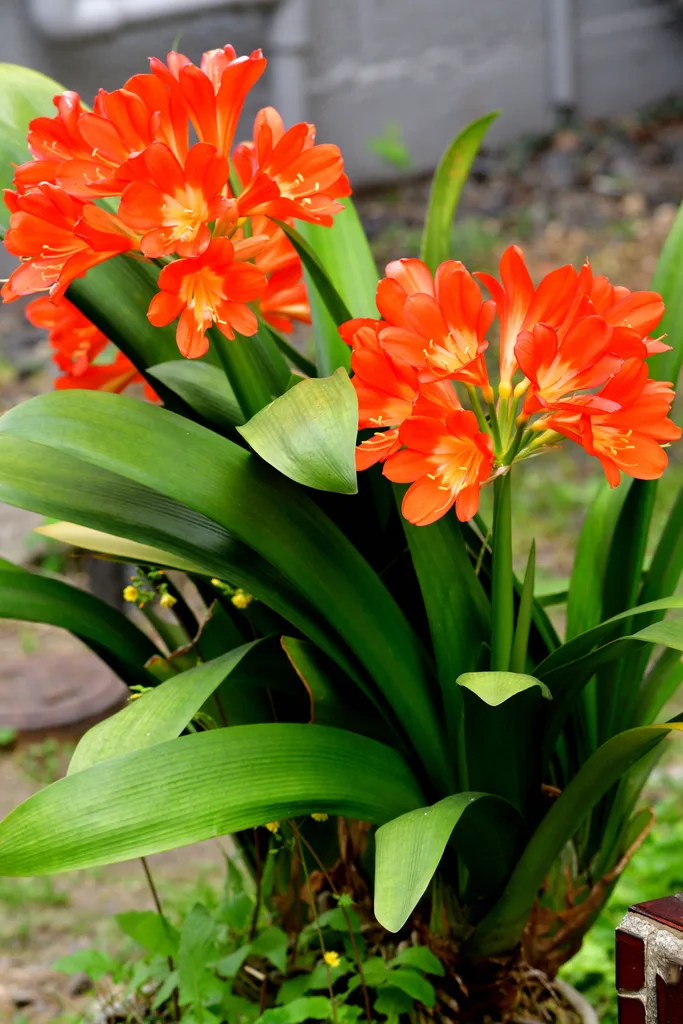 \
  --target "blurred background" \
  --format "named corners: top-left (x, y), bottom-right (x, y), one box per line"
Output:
top-left (2, 3), bottom-right (683, 1021)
